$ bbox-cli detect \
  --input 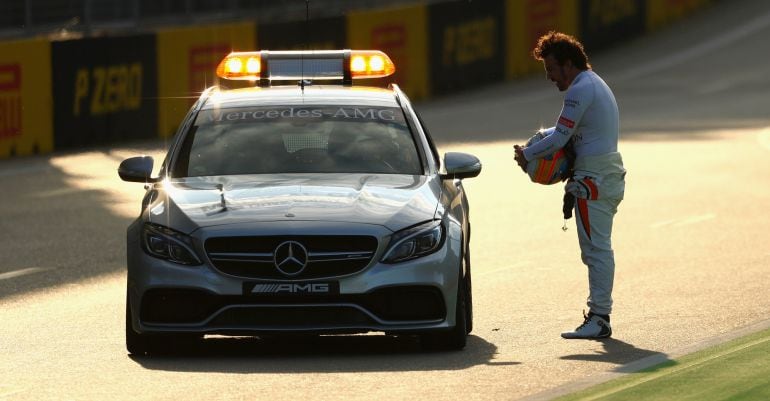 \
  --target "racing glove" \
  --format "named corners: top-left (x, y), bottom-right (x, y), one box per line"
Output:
top-left (565, 176), bottom-right (600, 200)
top-left (563, 191), bottom-right (575, 219)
